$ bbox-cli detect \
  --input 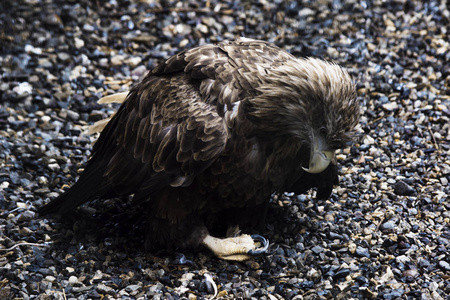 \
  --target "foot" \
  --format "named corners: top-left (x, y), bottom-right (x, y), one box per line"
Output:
top-left (202, 233), bottom-right (269, 261)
